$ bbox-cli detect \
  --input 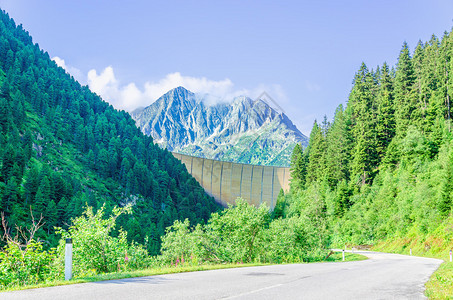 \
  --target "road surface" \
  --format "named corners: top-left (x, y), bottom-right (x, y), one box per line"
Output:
top-left (2, 251), bottom-right (442, 299)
